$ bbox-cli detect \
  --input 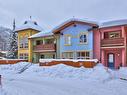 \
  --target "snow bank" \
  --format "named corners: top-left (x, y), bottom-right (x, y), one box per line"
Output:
top-left (24, 63), bottom-right (111, 81)
top-left (88, 64), bottom-right (112, 81)
top-left (0, 62), bottom-right (31, 74)
top-left (117, 67), bottom-right (127, 79)
top-left (0, 62), bottom-right (112, 81)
